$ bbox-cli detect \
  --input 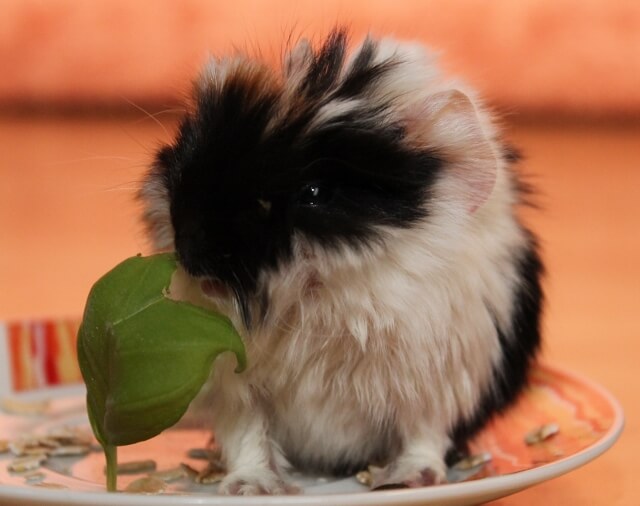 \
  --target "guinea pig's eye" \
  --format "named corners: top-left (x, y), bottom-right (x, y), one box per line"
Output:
top-left (298, 183), bottom-right (332, 207)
